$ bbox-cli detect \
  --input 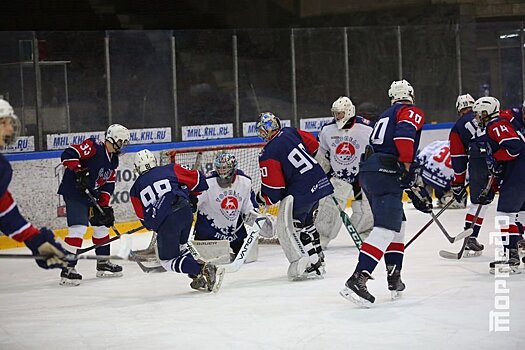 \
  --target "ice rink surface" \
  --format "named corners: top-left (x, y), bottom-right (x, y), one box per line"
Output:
top-left (0, 201), bottom-right (524, 350)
